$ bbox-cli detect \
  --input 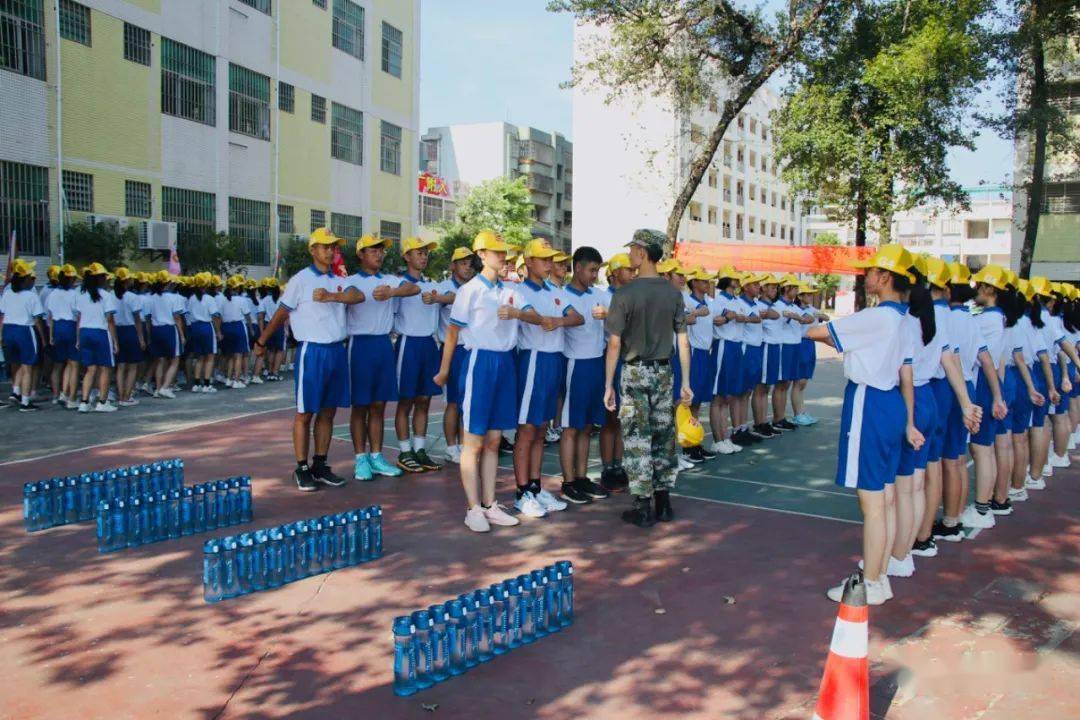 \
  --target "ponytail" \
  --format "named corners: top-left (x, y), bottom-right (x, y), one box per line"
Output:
top-left (950, 281), bottom-right (976, 304)
top-left (115, 279), bottom-right (127, 299)
top-left (1029, 298), bottom-right (1045, 328)
top-left (894, 271), bottom-right (936, 346)
top-left (999, 287), bottom-right (1023, 328)
top-left (83, 273), bottom-right (102, 303)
